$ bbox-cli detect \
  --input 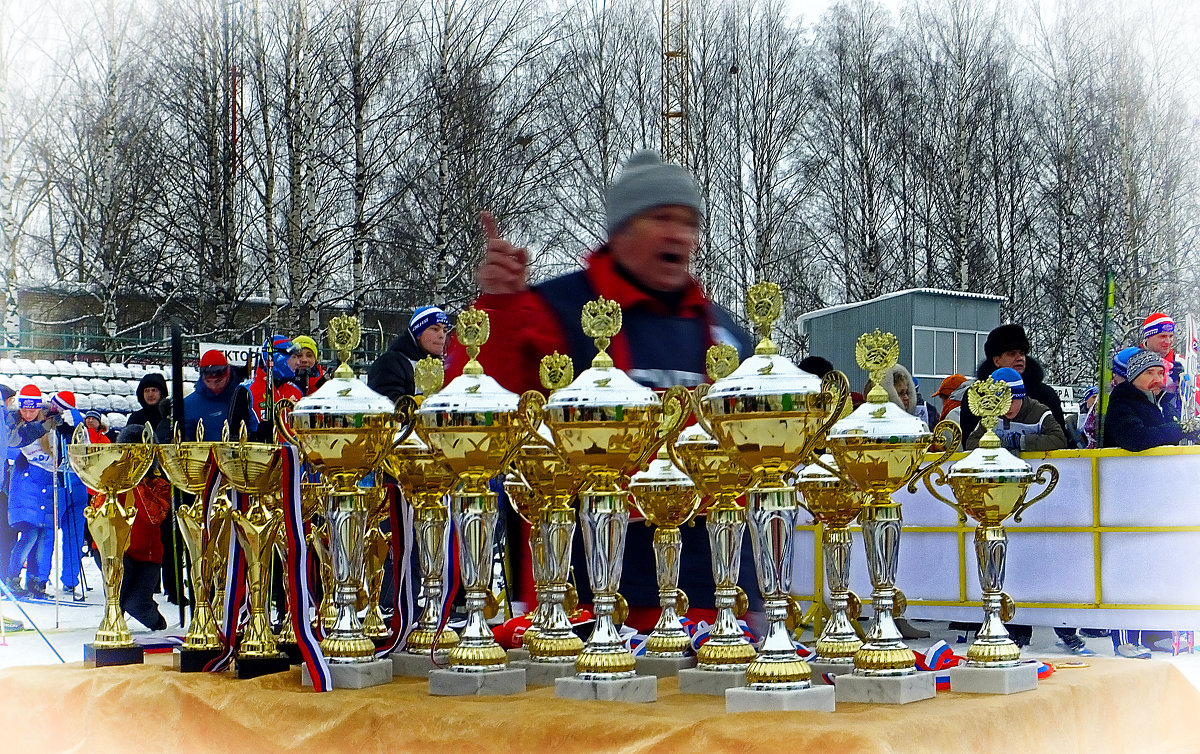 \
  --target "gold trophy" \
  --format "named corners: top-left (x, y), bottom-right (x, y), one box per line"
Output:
top-left (508, 353), bottom-right (585, 684)
top-left (213, 424), bottom-right (289, 679)
top-left (520, 297), bottom-right (689, 704)
top-left (158, 421), bottom-right (225, 671)
top-left (795, 455), bottom-right (870, 673)
top-left (697, 282), bottom-right (847, 712)
top-left (382, 355), bottom-right (462, 677)
top-left (924, 377), bottom-right (1059, 694)
top-left (628, 445), bottom-right (701, 675)
top-left (277, 314), bottom-right (410, 689)
top-left (824, 330), bottom-right (958, 704)
top-left (68, 424), bottom-right (156, 667)
top-left (672, 345), bottom-right (757, 695)
top-left (418, 309), bottom-right (529, 695)
top-left (300, 480), bottom-right (337, 632)
top-left (360, 485), bottom-right (393, 642)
